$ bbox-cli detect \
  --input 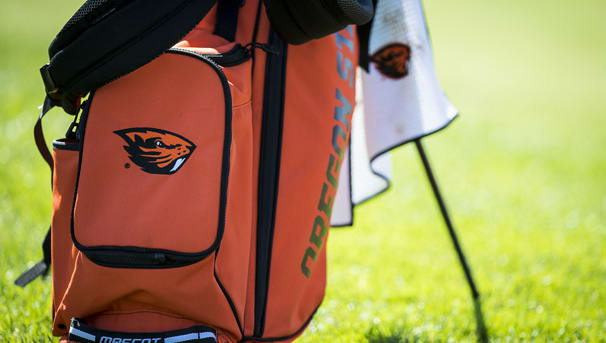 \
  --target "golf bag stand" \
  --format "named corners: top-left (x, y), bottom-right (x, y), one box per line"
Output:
top-left (414, 139), bottom-right (489, 343)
